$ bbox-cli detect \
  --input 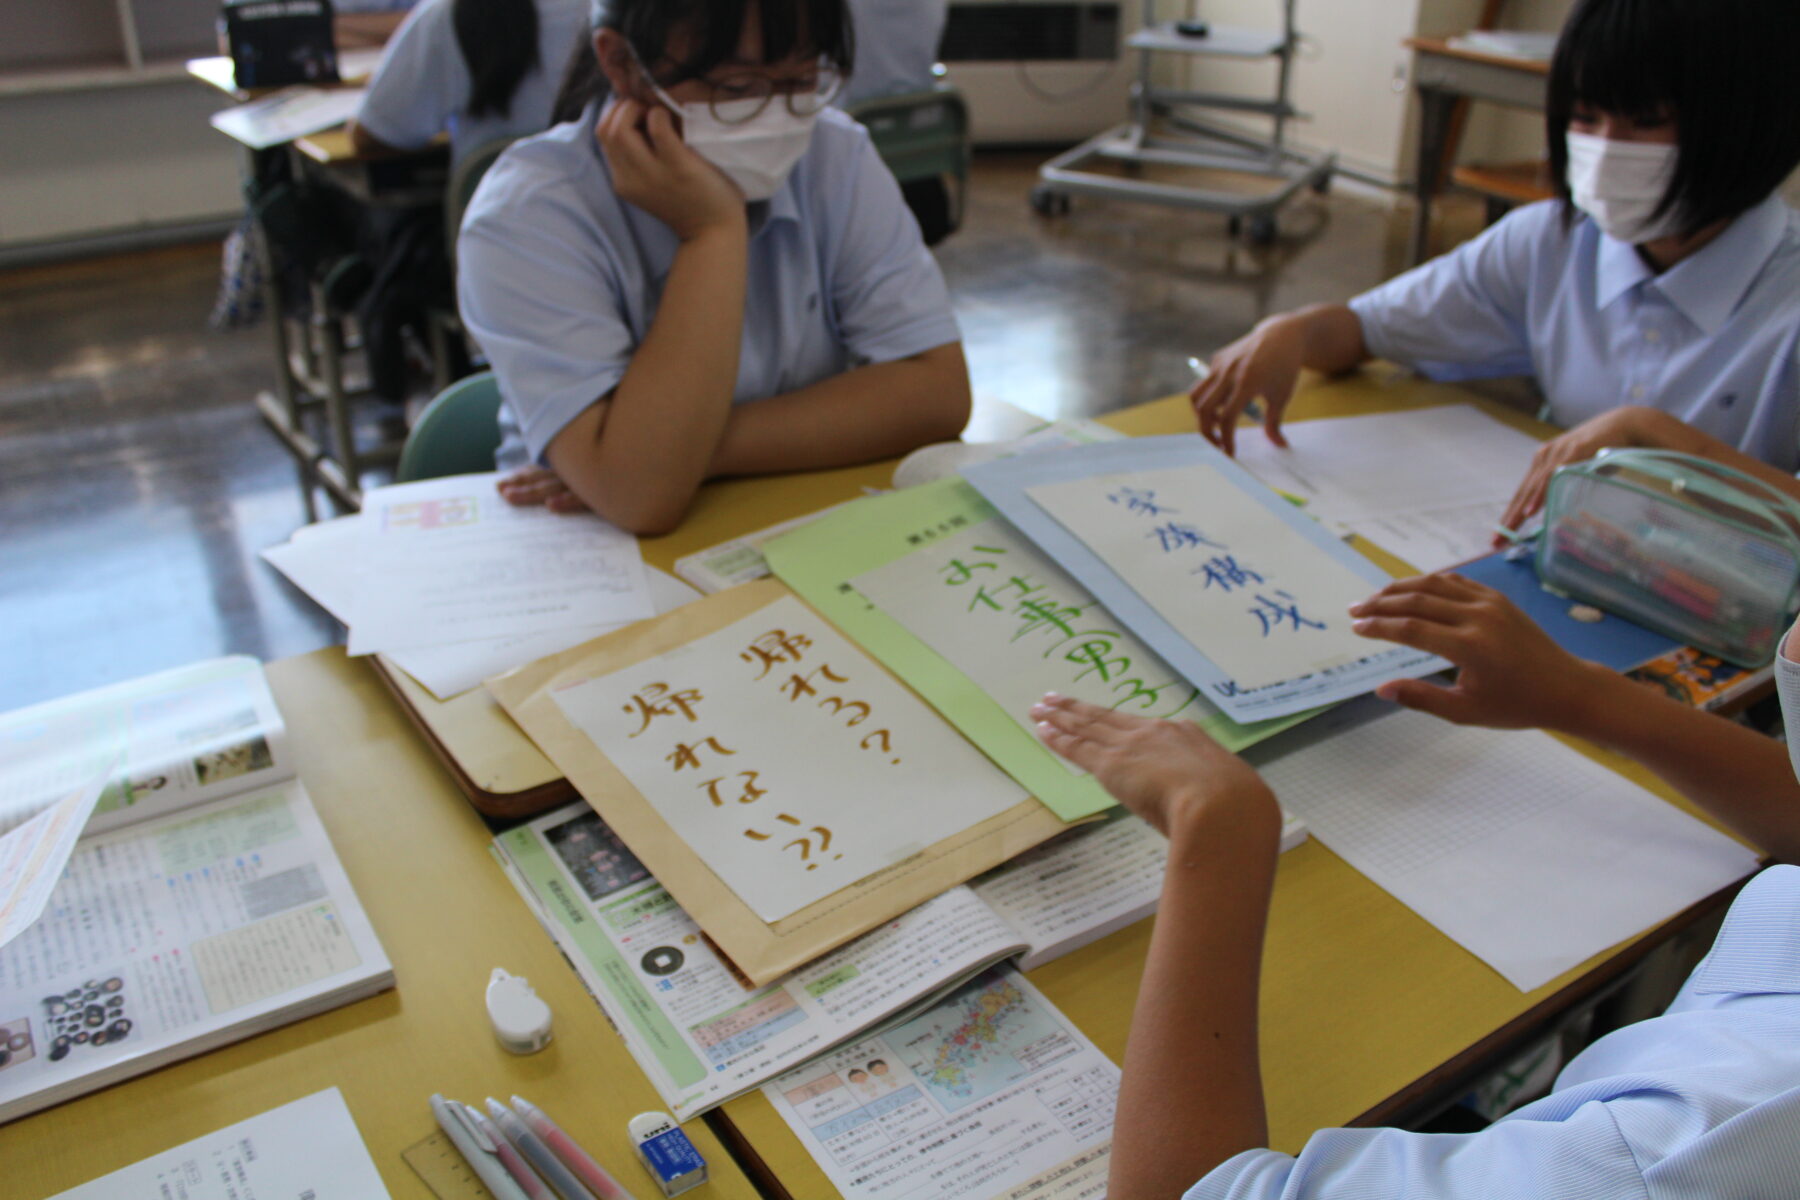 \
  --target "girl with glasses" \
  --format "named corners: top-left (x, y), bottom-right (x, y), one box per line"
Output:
top-left (460, 0), bottom-right (970, 534)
